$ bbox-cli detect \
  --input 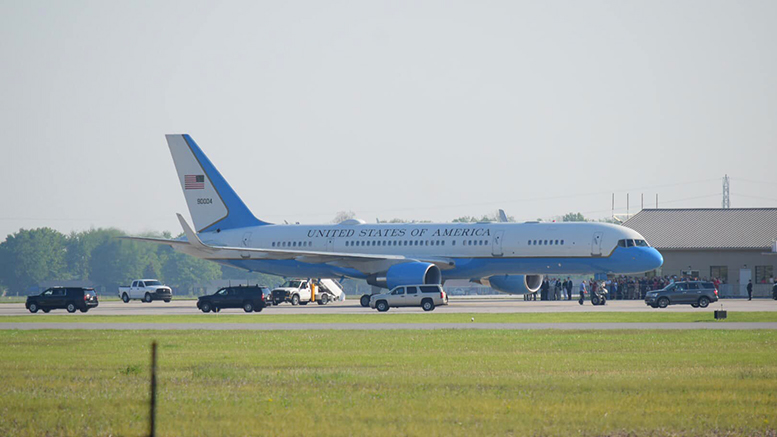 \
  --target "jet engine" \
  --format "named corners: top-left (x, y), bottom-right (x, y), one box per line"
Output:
top-left (485, 274), bottom-right (544, 294)
top-left (367, 262), bottom-right (442, 290)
